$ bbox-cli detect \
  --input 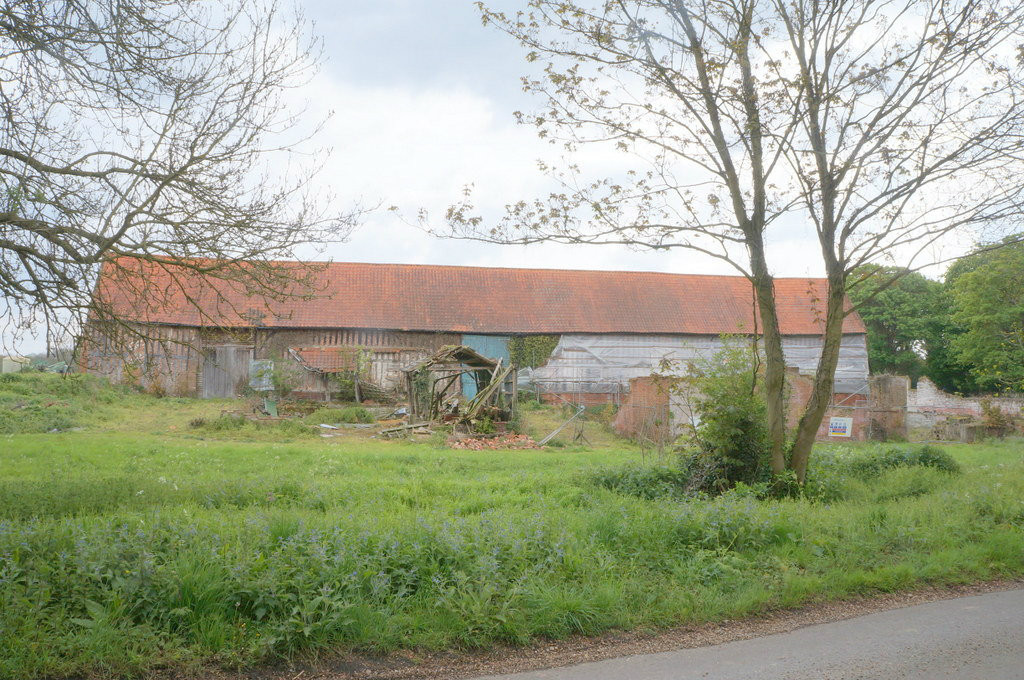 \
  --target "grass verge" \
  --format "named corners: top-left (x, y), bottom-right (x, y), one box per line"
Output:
top-left (0, 375), bottom-right (1022, 678)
